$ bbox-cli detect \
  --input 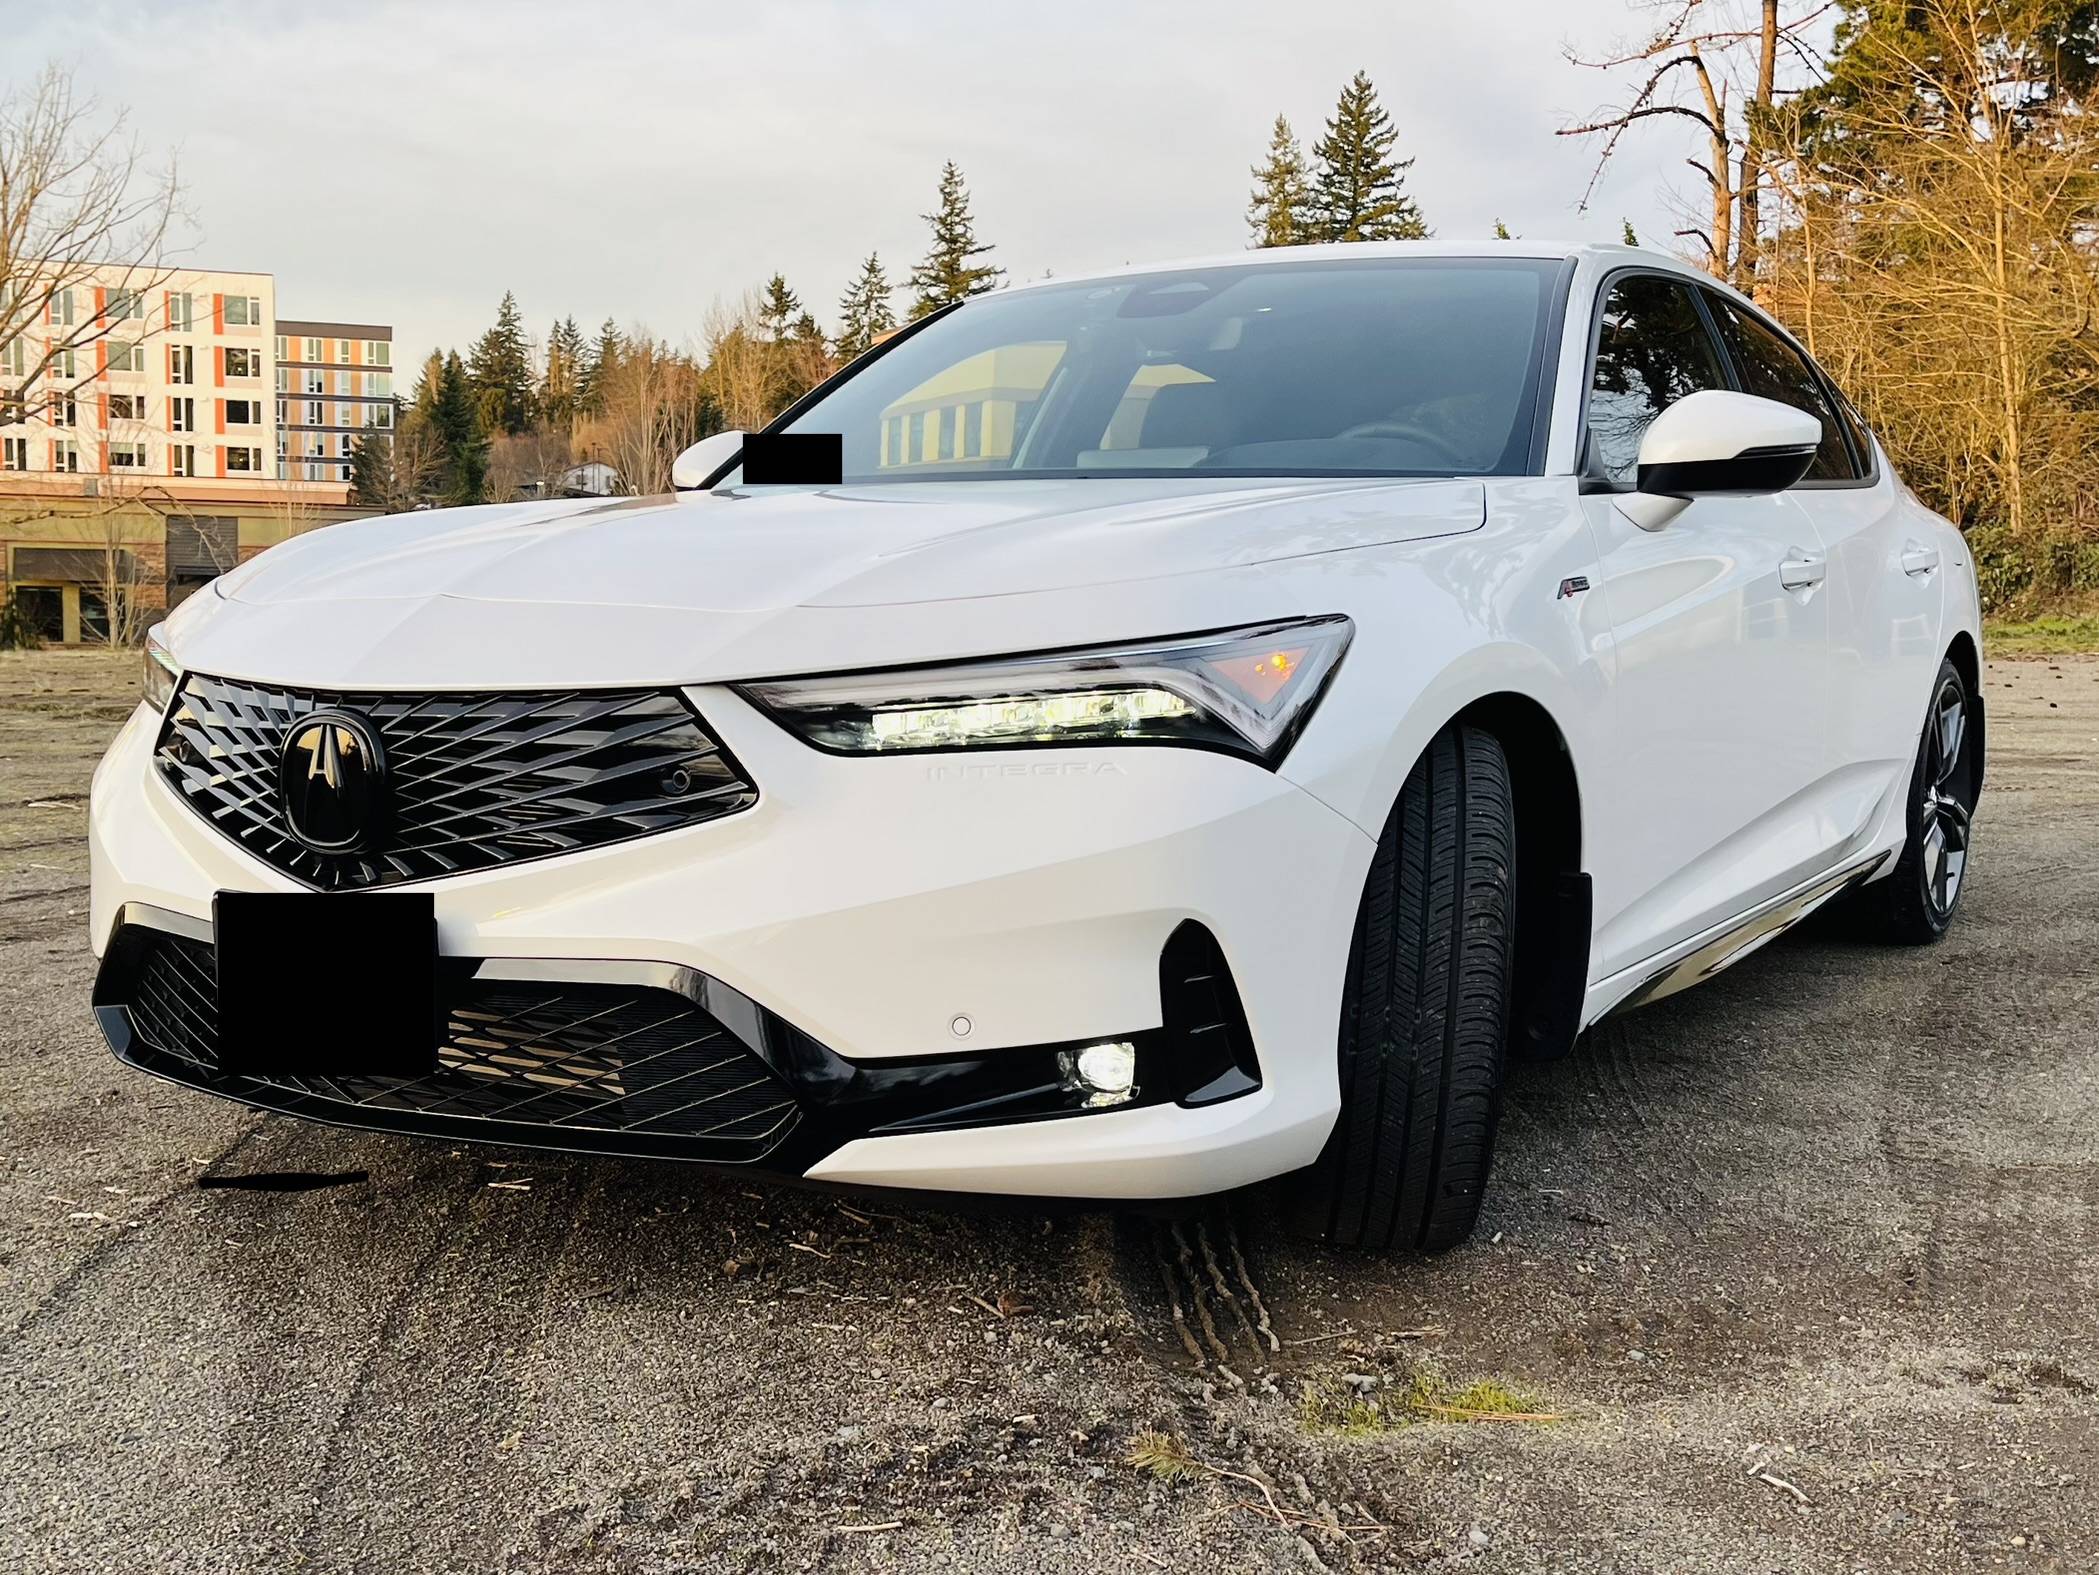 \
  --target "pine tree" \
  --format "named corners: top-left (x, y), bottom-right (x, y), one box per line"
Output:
top-left (1621, 218), bottom-right (1640, 247)
top-left (1493, 218), bottom-right (1513, 240)
top-left (759, 274), bottom-right (802, 341)
top-left (835, 253), bottom-right (898, 359)
top-left (431, 350), bottom-right (487, 506)
top-left (579, 318), bottom-right (623, 414)
top-left (350, 430), bottom-right (393, 508)
top-left (1247, 115), bottom-right (1311, 248)
top-left (909, 161), bottom-right (1002, 319)
top-left (1310, 71), bottom-right (1428, 242)
top-left (466, 290), bottom-right (534, 435)
top-left (411, 350), bottom-right (445, 426)
top-left (540, 316), bottom-right (585, 424)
